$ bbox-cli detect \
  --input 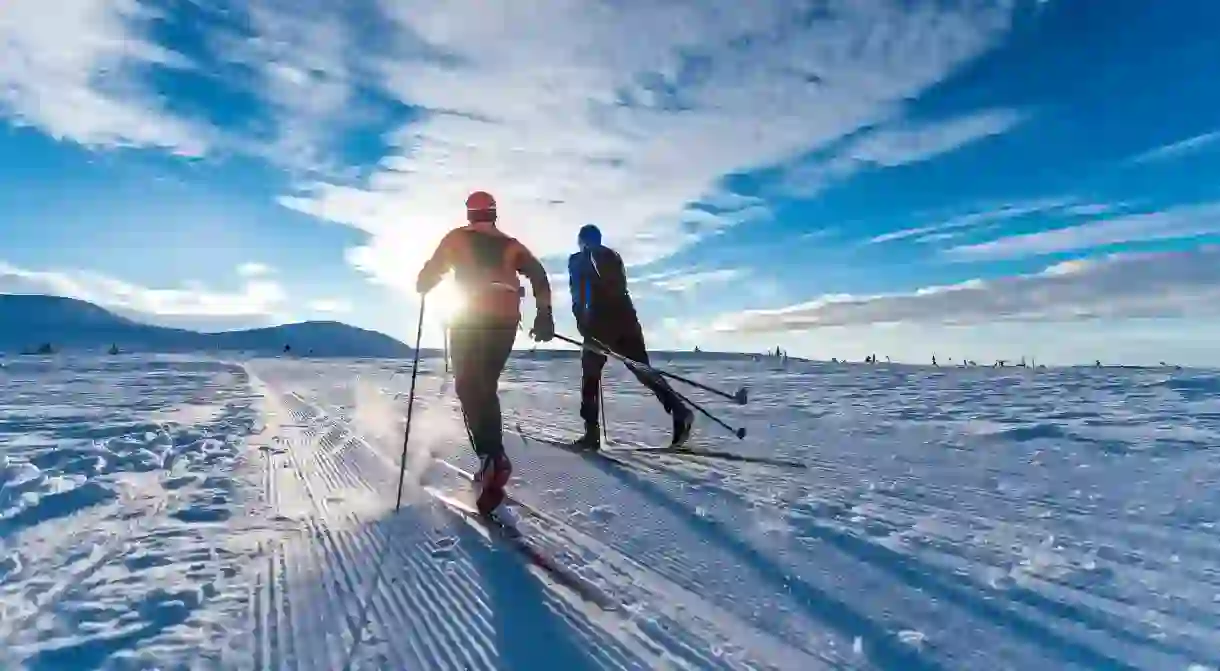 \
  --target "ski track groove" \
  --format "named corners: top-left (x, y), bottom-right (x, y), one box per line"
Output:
top-left (284, 362), bottom-right (1220, 670)
top-left (280, 379), bottom-right (827, 671)
top-left (266, 382), bottom-right (642, 671)
top-left (6, 358), bottom-right (1202, 669)
top-left (279, 392), bottom-right (483, 671)
top-left (357, 517), bottom-right (498, 671)
top-left (262, 393), bottom-right (371, 670)
top-left (277, 401), bottom-right (419, 671)
top-left (266, 545), bottom-right (282, 671)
